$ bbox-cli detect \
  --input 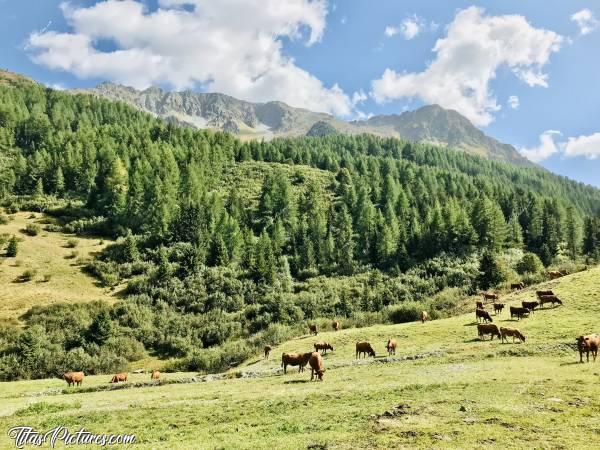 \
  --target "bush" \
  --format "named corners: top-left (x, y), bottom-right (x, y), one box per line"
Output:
top-left (386, 302), bottom-right (427, 324)
top-left (24, 224), bottom-right (41, 236)
top-left (17, 269), bottom-right (37, 282)
top-left (65, 238), bottom-right (79, 248)
top-left (42, 274), bottom-right (52, 282)
top-left (0, 214), bottom-right (9, 225)
top-left (65, 250), bottom-right (79, 260)
top-left (516, 252), bottom-right (544, 274)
